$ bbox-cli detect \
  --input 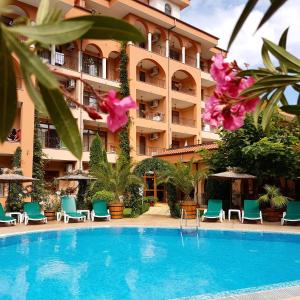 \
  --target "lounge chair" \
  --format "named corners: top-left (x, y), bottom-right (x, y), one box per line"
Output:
top-left (242, 200), bottom-right (263, 224)
top-left (281, 201), bottom-right (300, 225)
top-left (0, 203), bottom-right (16, 225)
top-left (91, 200), bottom-right (111, 221)
top-left (60, 196), bottom-right (86, 224)
top-left (24, 202), bottom-right (47, 225)
top-left (201, 199), bottom-right (225, 222)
